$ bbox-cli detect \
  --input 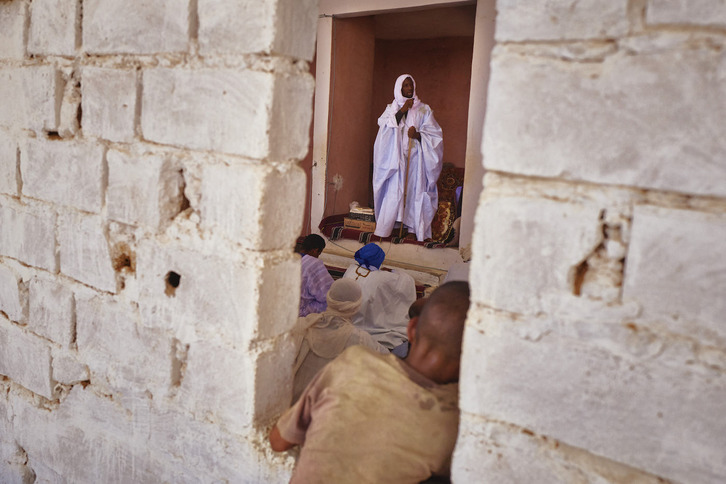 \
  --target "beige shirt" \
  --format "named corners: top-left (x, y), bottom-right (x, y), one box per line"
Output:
top-left (277, 346), bottom-right (459, 484)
